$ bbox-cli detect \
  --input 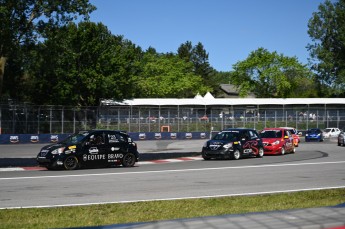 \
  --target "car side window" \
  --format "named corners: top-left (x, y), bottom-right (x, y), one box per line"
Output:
top-left (89, 133), bottom-right (104, 145)
top-left (286, 130), bottom-right (291, 137)
top-left (249, 130), bottom-right (258, 139)
top-left (240, 131), bottom-right (249, 140)
top-left (115, 133), bottom-right (127, 142)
